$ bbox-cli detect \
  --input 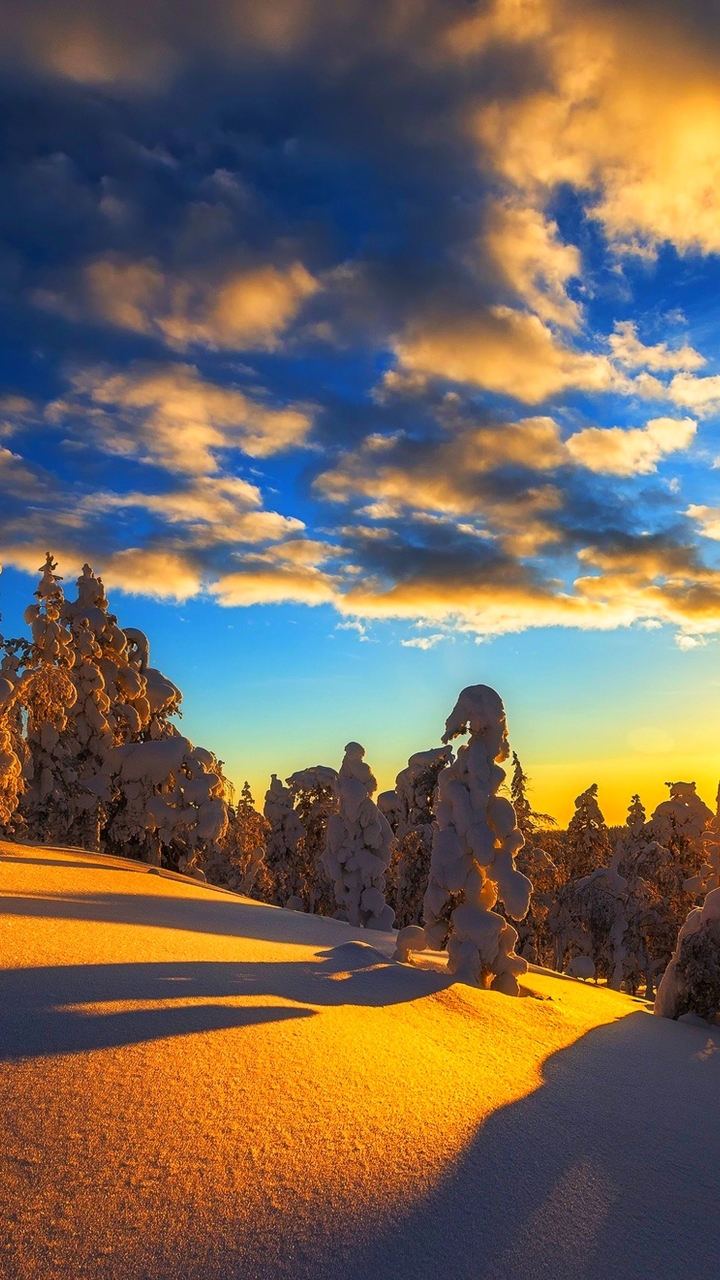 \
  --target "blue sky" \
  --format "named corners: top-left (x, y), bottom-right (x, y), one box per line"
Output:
top-left (3, 0), bottom-right (720, 822)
